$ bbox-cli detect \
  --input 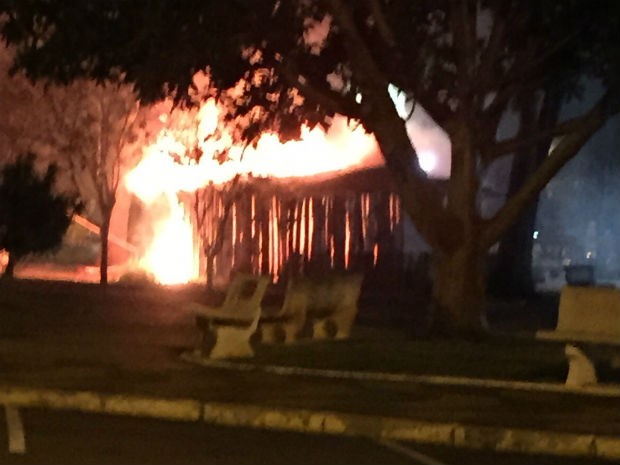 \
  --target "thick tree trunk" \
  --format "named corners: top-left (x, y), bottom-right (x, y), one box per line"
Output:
top-left (431, 246), bottom-right (487, 336)
top-left (99, 214), bottom-right (110, 285)
top-left (425, 99), bottom-right (487, 337)
top-left (490, 203), bottom-right (538, 297)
